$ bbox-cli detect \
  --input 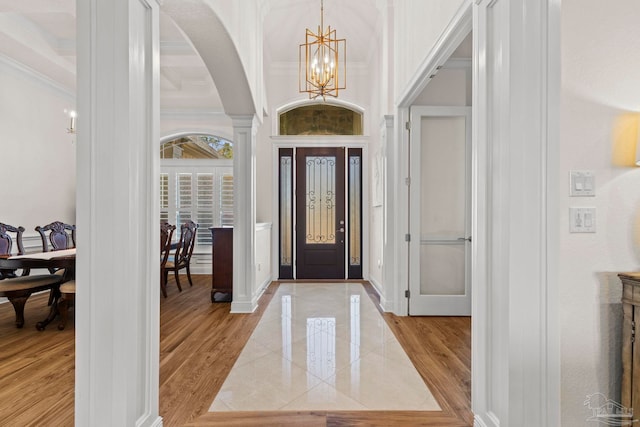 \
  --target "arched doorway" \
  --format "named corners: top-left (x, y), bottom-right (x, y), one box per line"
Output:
top-left (75, 2), bottom-right (259, 424)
